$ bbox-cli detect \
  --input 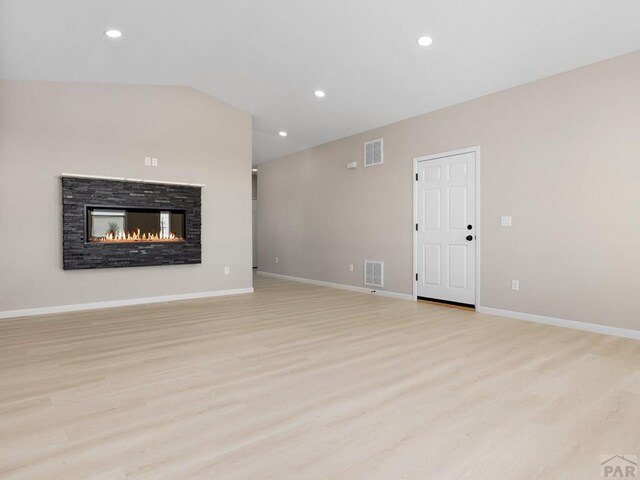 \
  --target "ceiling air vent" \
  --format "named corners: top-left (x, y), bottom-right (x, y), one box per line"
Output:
top-left (364, 260), bottom-right (384, 288)
top-left (364, 138), bottom-right (384, 167)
